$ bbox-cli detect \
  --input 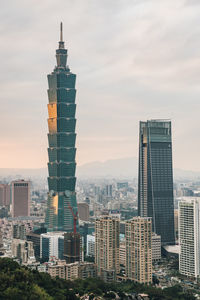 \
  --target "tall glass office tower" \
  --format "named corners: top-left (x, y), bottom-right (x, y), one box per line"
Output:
top-left (45, 23), bottom-right (78, 232)
top-left (138, 120), bottom-right (175, 245)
